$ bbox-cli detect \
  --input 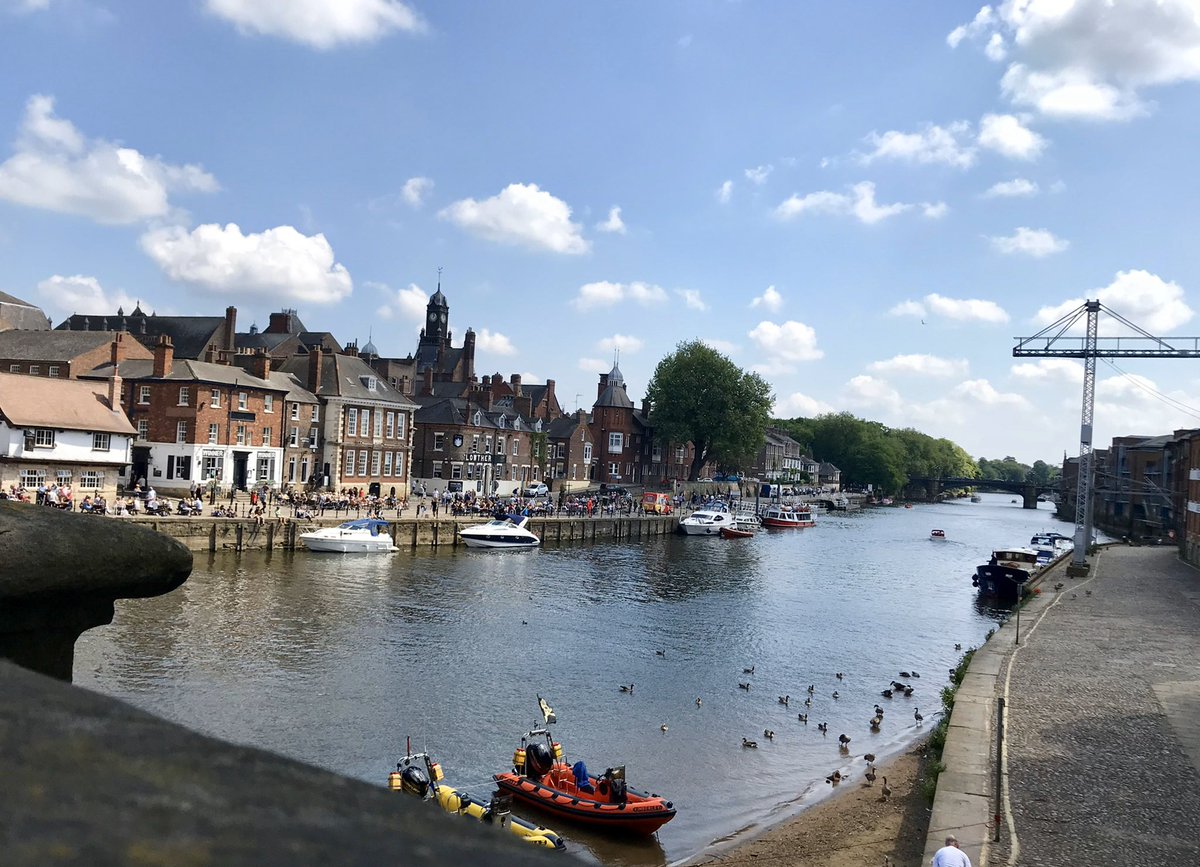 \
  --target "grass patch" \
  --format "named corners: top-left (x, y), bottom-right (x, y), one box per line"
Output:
top-left (920, 759), bottom-right (946, 803)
